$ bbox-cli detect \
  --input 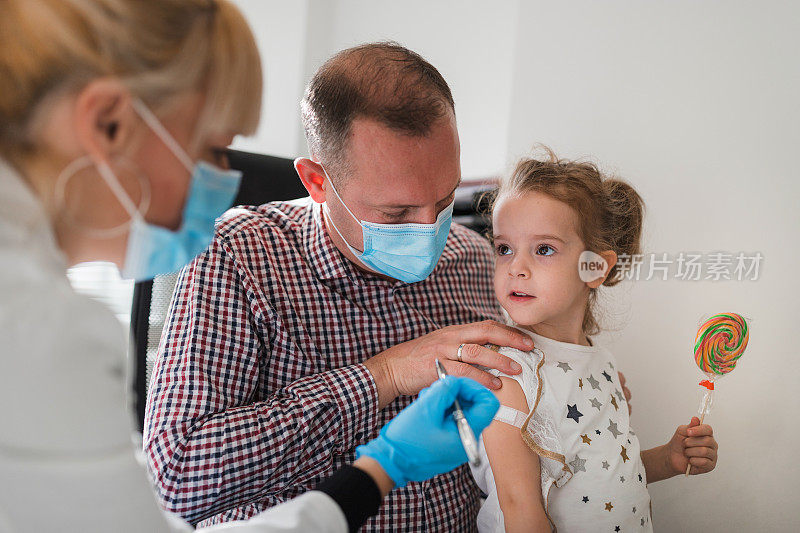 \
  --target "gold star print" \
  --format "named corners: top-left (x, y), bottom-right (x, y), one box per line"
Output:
top-left (605, 502), bottom-right (614, 512)
top-left (579, 378), bottom-right (583, 390)
top-left (620, 445), bottom-right (629, 463)
top-left (610, 395), bottom-right (619, 411)
top-left (580, 434), bottom-right (592, 445)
